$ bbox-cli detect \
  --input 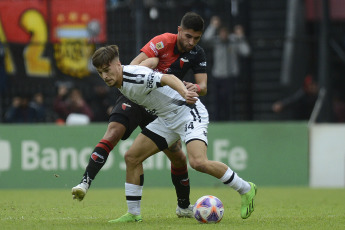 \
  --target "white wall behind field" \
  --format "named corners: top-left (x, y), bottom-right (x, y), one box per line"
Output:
top-left (310, 124), bottom-right (345, 187)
